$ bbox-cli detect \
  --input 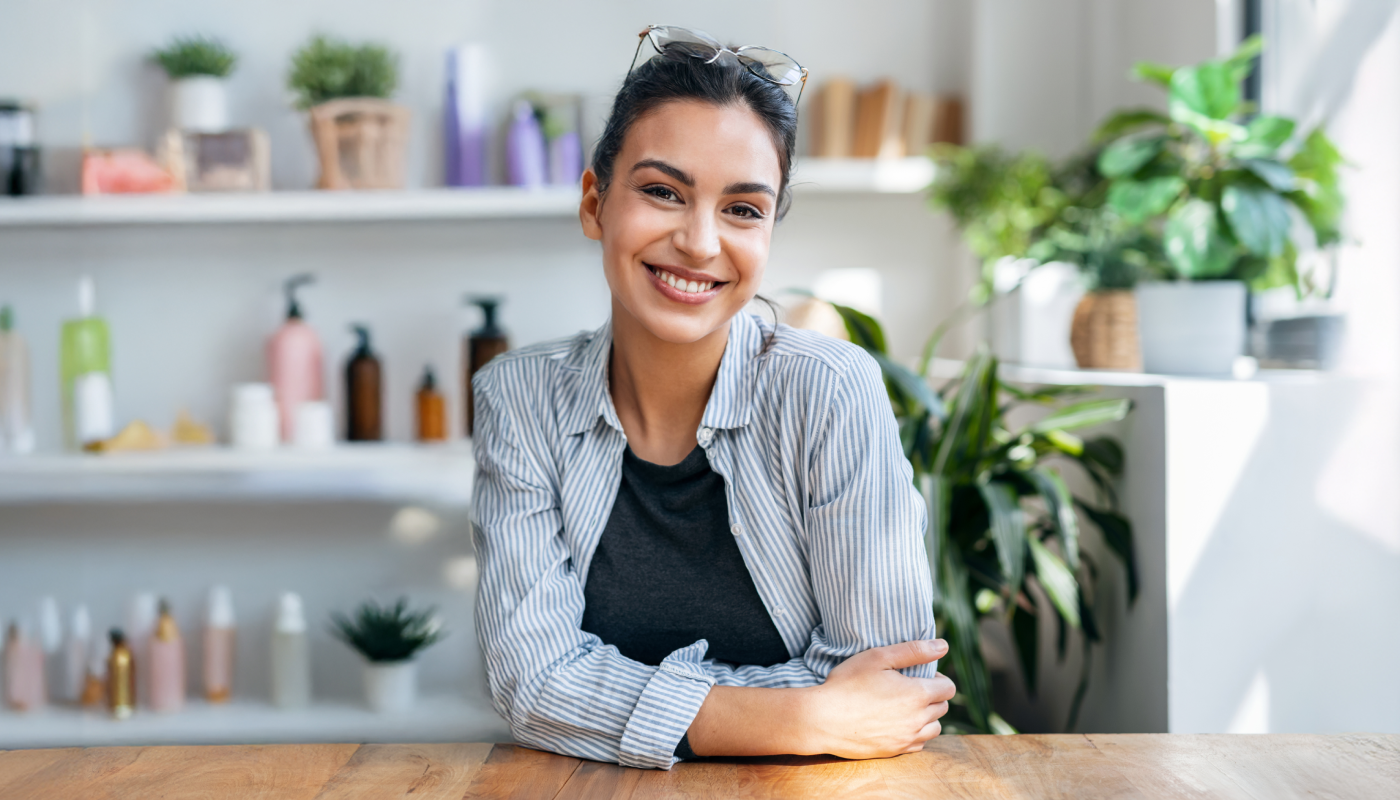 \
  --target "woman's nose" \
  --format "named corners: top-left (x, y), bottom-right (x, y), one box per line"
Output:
top-left (673, 209), bottom-right (721, 263)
